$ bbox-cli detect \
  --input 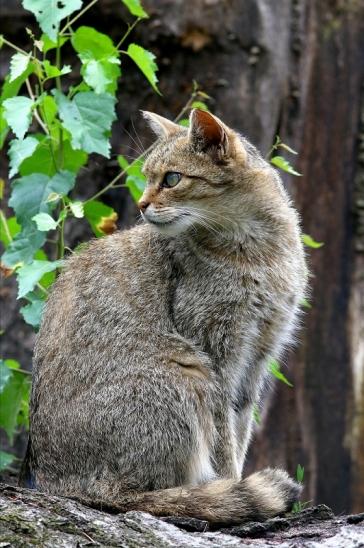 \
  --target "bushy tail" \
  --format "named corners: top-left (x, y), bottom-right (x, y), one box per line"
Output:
top-left (74, 468), bottom-right (301, 525)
